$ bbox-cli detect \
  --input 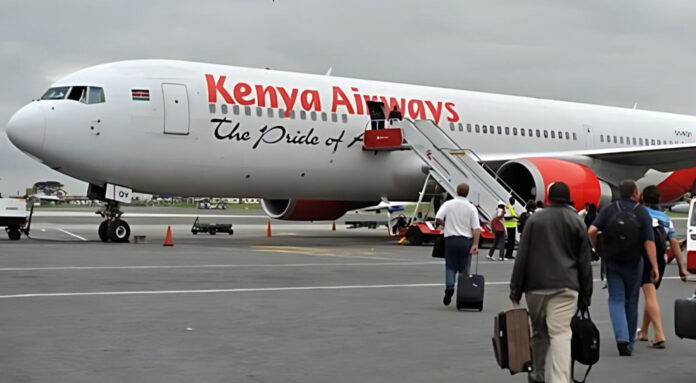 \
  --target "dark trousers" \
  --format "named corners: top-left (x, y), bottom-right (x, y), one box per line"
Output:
top-left (444, 236), bottom-right (473, 290)
top-left (505, 227), bottom-right (516, 258)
